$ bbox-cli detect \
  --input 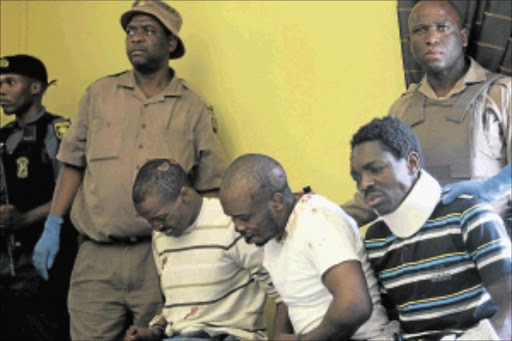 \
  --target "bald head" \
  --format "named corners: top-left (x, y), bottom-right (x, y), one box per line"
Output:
top-left (409, 0), bottom-right (463, 31)
top-left (221, 153), bottom-right (289, 203)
